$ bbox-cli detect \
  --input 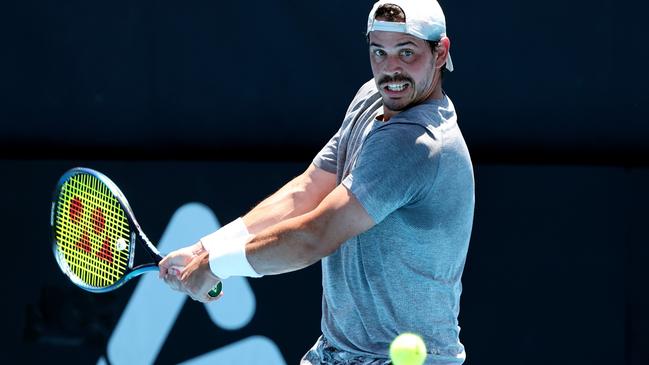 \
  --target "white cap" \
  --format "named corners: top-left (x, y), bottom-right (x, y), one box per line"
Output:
top-left (367, 0), bottom-right (454, 72)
